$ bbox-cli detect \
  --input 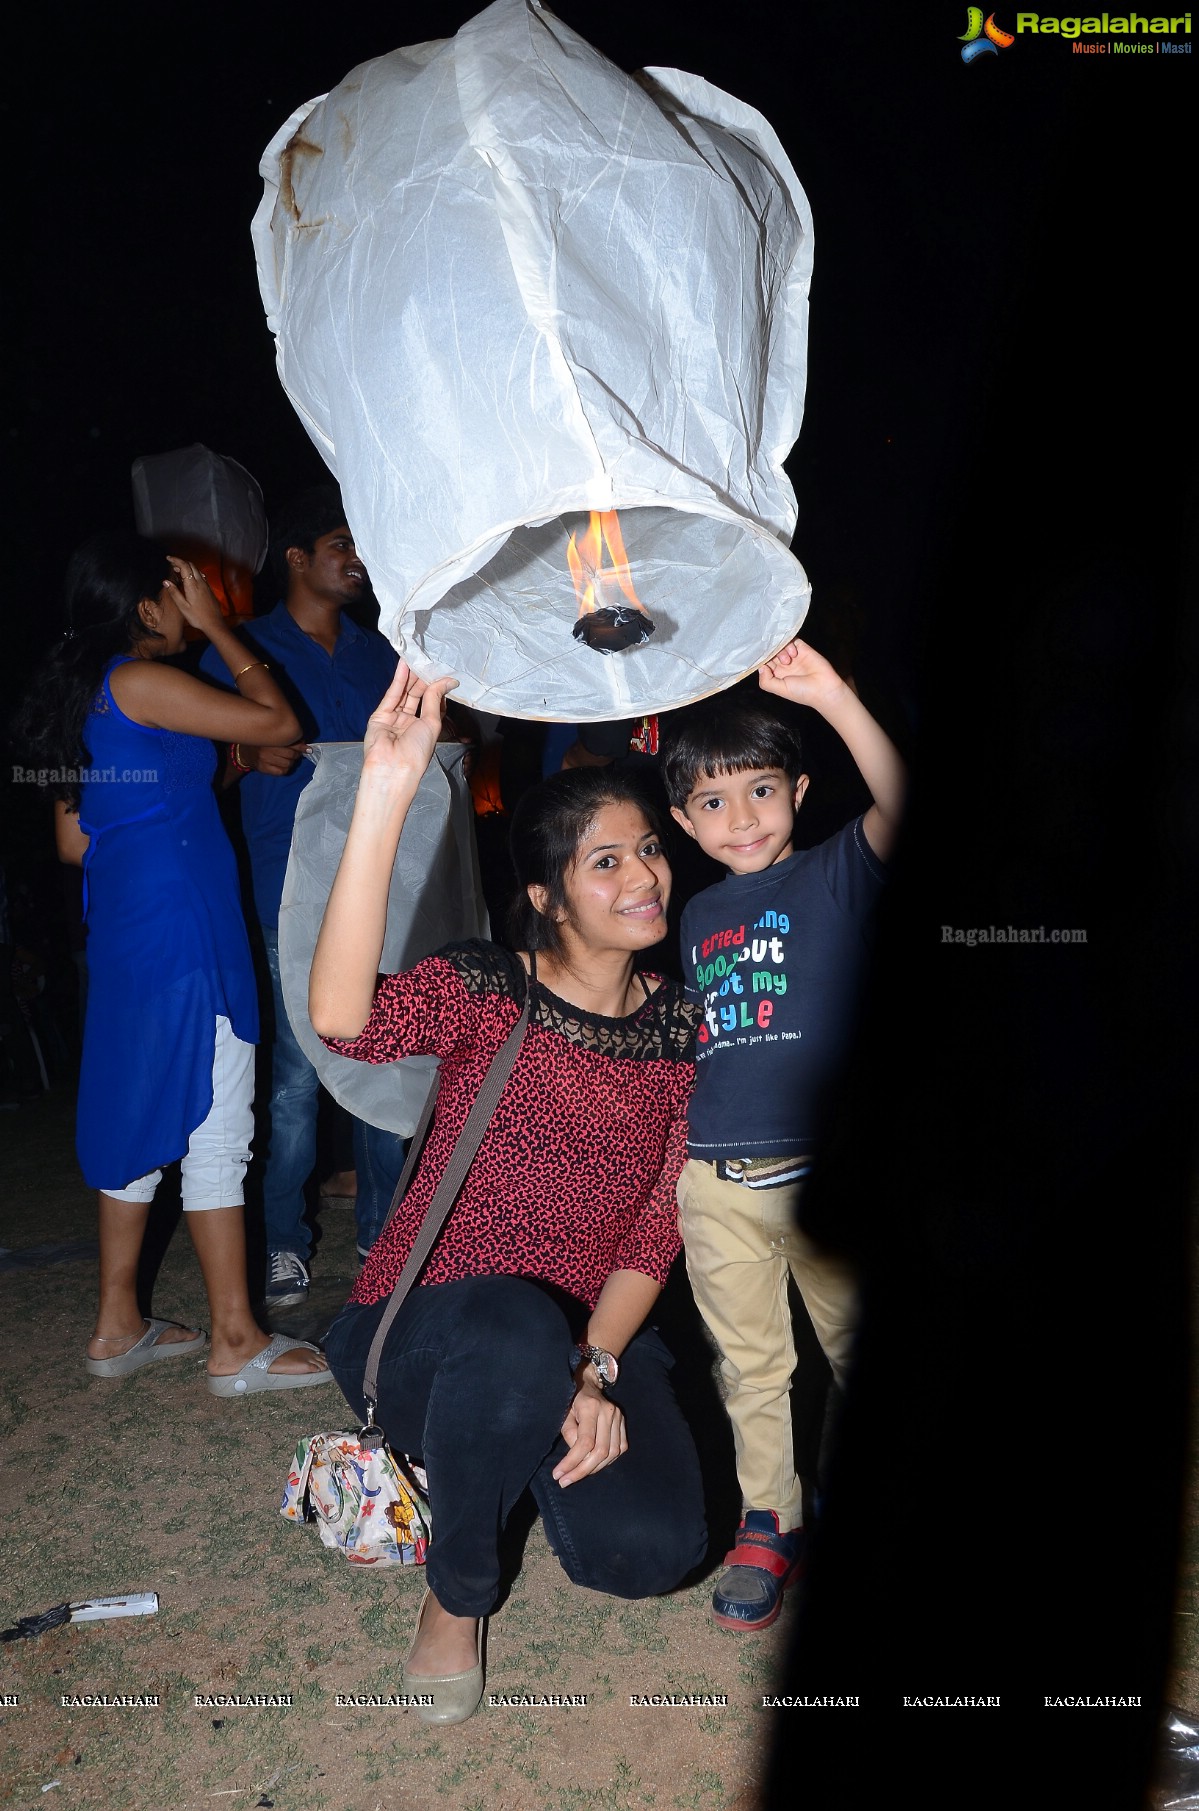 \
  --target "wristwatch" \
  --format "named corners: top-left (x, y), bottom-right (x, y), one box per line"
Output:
top-left (571, 1344), bottom-right (619, 1390)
